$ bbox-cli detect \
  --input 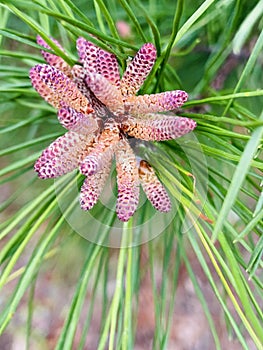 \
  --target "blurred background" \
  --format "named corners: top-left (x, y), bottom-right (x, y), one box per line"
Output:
top-left (0, 0), bottom-right (262, 349)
